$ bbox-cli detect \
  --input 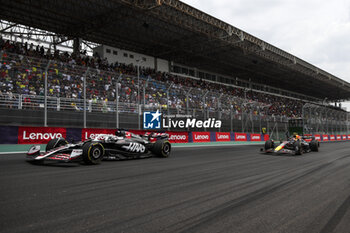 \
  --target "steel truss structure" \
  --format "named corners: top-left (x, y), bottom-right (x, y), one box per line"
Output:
top-left (0, 0), bottom-right (349, 100)
top-left (0, 20), bottom-right (100, 55)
